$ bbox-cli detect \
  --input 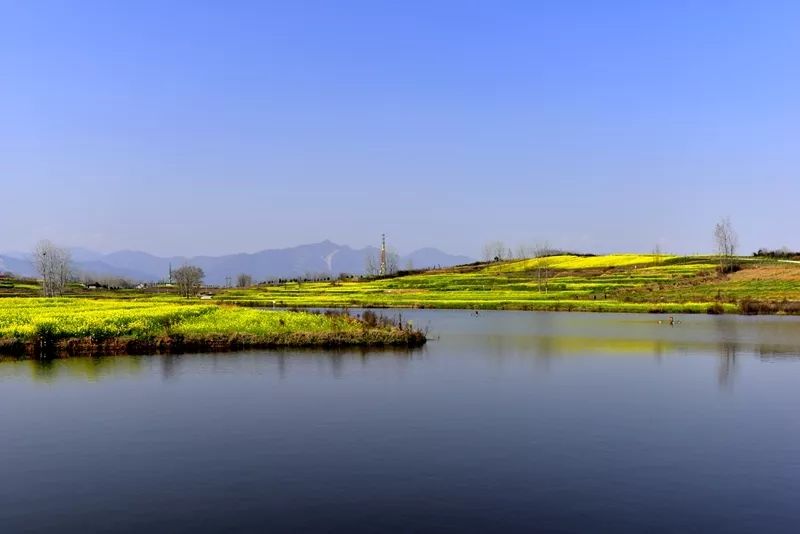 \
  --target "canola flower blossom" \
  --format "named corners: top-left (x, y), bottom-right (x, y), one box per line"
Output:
top-left (0, 299), bottom-right (361, 342)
